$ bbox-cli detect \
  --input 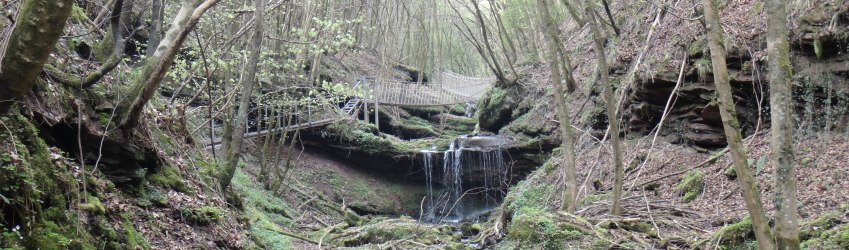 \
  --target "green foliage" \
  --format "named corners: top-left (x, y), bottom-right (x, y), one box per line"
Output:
top-left (695, 58), bottom-right (713, 82)
top-left (814, 38), bottom-right (824, 60)
top-left (70, 3), bottom-right (87, 22)
top-left (675, 170), bottom-right (704, 202)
